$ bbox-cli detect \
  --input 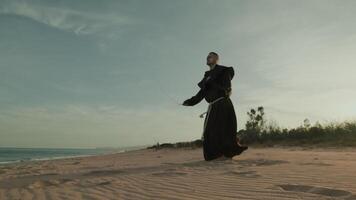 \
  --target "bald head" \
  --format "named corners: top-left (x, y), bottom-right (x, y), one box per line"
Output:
top-left (206, 52), bottom-right (219, 66)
